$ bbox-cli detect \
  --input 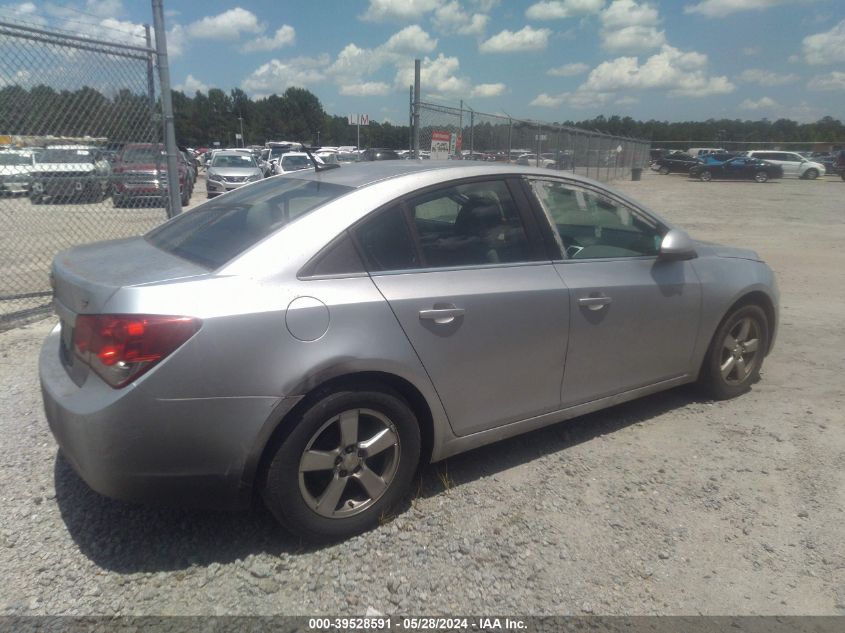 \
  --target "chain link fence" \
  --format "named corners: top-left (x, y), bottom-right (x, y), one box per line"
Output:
top-left (0, 21), bottom-right (170, 327)
top-left (416, 101), bottom-right (649, 182)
